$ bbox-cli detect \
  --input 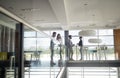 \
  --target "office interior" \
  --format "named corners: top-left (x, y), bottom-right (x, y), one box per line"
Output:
top-left (0, 0), bottom-right (120, 78)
